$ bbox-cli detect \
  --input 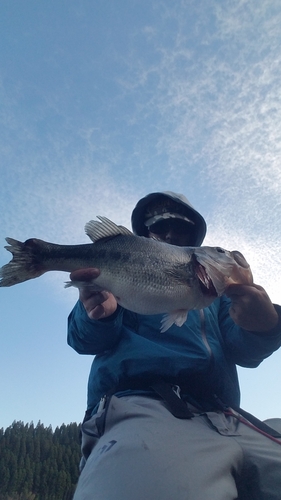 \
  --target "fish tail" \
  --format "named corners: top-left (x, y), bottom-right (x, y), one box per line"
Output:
top-left (0, 237), bottom-right (45, 287)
